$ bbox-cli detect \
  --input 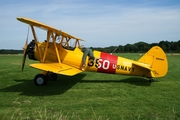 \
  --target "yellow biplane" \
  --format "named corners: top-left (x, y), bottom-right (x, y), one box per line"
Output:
top-left (17, 17), bottom-right (168, 86)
